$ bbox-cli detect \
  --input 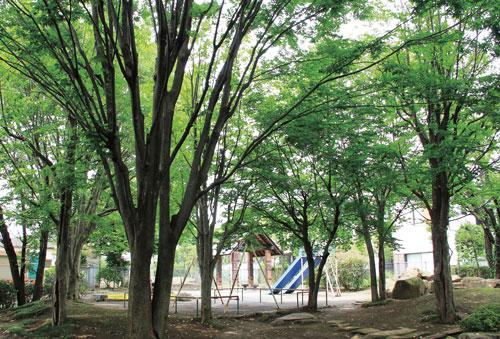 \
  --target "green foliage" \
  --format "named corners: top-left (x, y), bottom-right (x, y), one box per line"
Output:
top-left (337, 255), bottom-right (368, 291)
top-left (460, 303), bottom-right (500, 332)
top-left (457, 265), bottom-right (494, 279)
top-left (43, 267), bottom-right (56, 298)
top-left (456, 223), bottom-right (486, 268)
top-left (97, 266), bottom-right (125, 289)
top-left (0, 280), bottom-right (16, 309)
